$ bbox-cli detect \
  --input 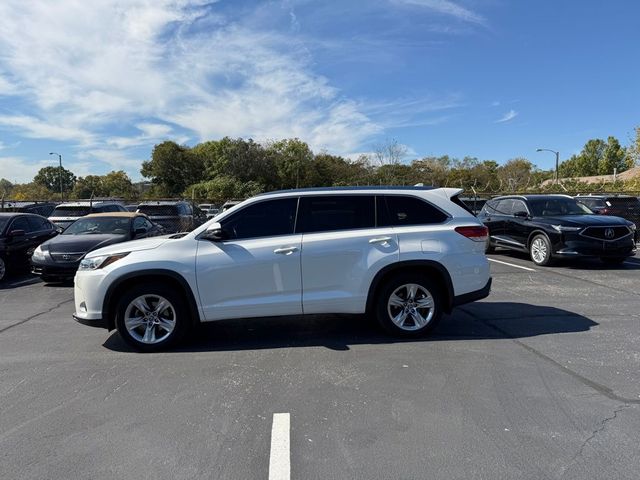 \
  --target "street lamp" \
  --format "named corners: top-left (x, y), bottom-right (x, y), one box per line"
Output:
top-left (536, 148), bottom-right (559, 184)
top-left (49, 152), bottom-right (63, 201)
